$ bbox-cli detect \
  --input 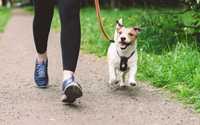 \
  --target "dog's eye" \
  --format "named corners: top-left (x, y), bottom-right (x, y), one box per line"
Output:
top-left (129, 33), bottom-right (134, 36)
top-left (118, 31), bottom-right (122, 35)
